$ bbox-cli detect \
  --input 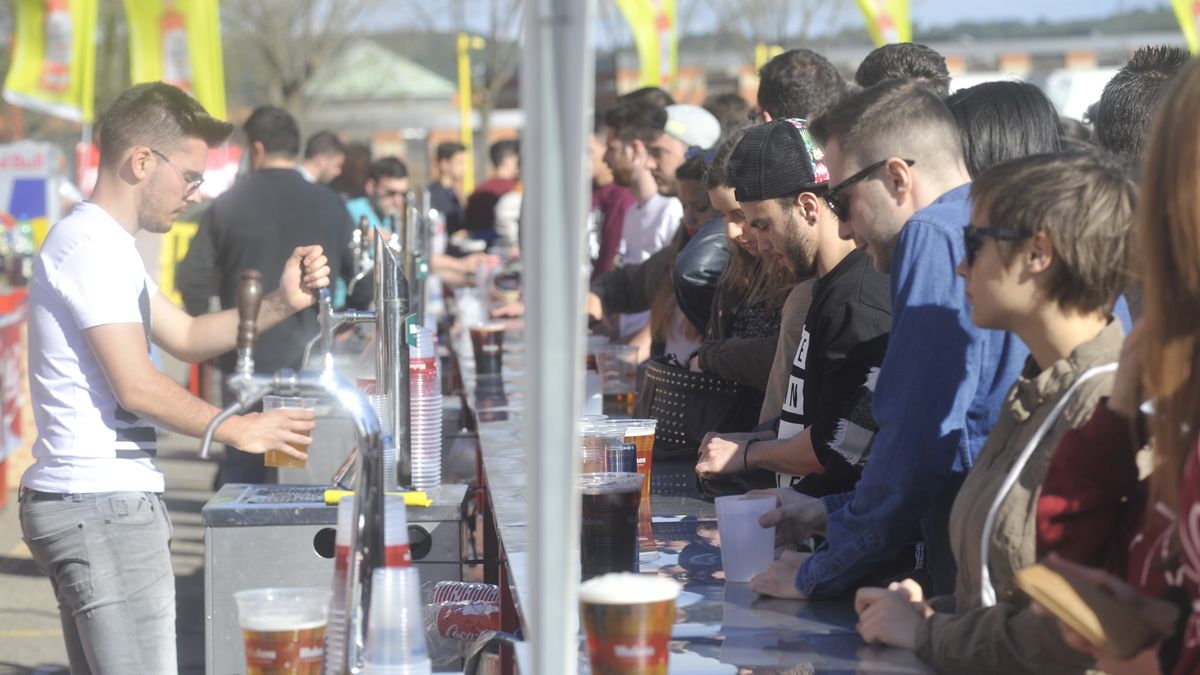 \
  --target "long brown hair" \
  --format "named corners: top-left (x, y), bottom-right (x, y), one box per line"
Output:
top-left (1139, 58), bottom-right (1200, 510)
